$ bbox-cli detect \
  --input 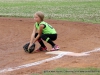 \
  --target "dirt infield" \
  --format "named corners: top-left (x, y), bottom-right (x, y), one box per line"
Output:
top-left (0, 17), bottom-right (100, 75)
